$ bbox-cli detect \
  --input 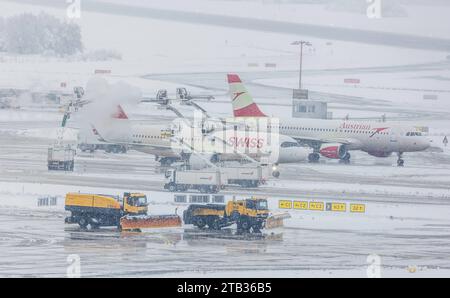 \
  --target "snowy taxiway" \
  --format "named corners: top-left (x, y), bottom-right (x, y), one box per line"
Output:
top-left (1, 123), bottom-right (450, 277)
